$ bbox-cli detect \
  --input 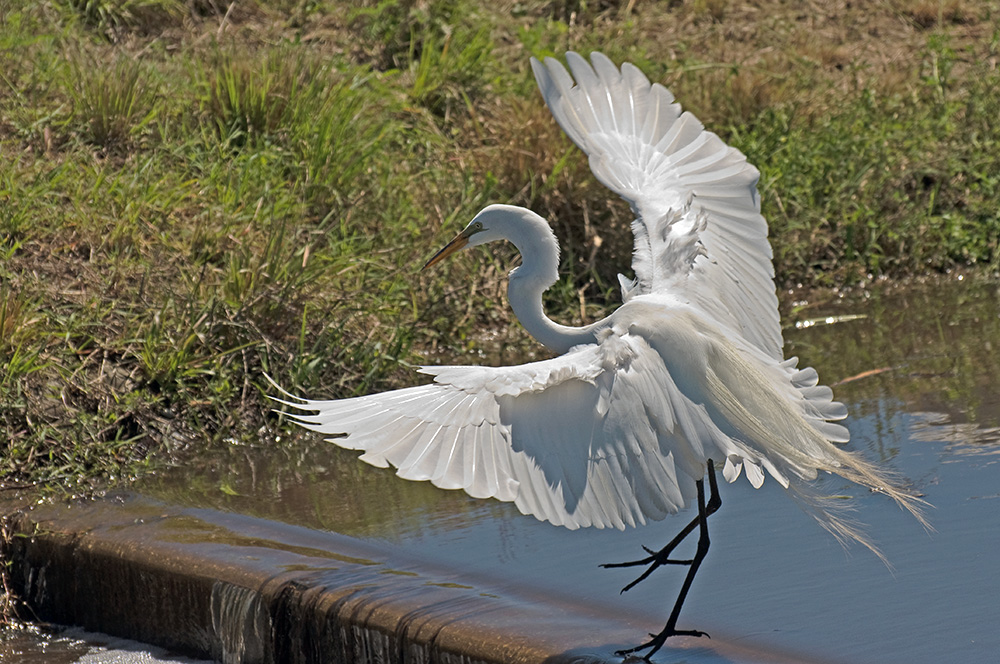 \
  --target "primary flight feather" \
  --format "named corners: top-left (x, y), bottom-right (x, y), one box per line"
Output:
top-left (273, 51), bottom-right (925, 657)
